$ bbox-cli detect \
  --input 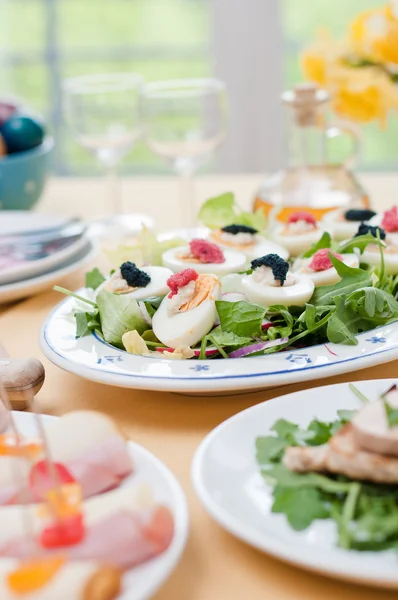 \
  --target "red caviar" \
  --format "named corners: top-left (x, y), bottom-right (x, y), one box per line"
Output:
top-left (288, 211), bottom-right (317, 226)
top-left (381, 206), bottom-right (398, 233)
top-left (189, 238), bottom-right (225, 264)
top-left (309, 248), bottom-right (343, 271)
top-left (167, 269), bottom-right (198, 298)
